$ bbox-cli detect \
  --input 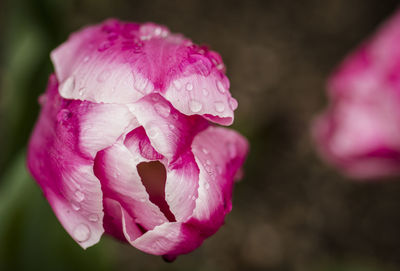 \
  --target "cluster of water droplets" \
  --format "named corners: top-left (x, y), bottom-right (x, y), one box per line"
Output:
top-left (68, 188), bottom-right (101, 243)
